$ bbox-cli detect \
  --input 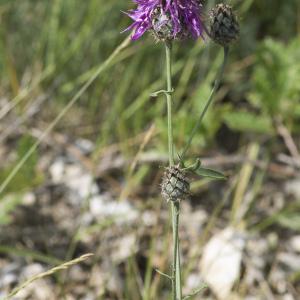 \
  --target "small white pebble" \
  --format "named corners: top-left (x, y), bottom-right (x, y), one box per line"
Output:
top-left (290, 235), bottom-right (300, 253)
top-left (22, 192), bottom-right (35, 206)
